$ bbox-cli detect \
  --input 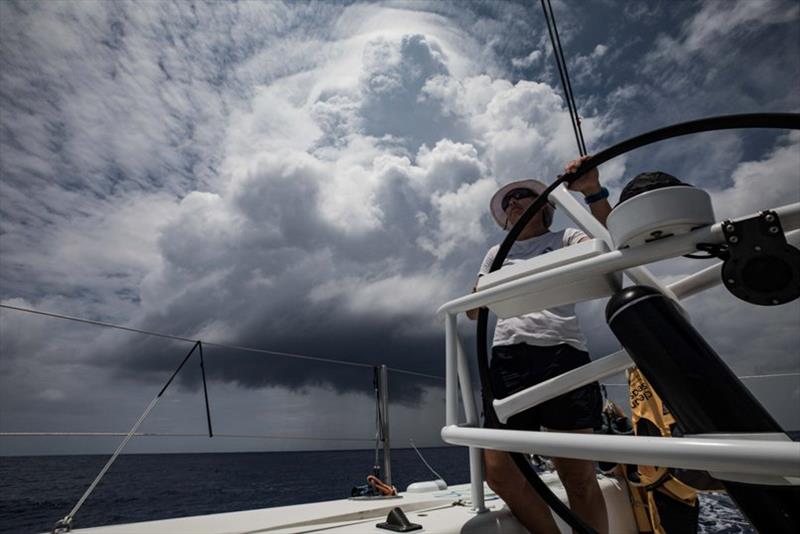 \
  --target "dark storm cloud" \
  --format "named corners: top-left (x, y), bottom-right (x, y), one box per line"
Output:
top-left (103, 312), bottom-right (441, 406)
